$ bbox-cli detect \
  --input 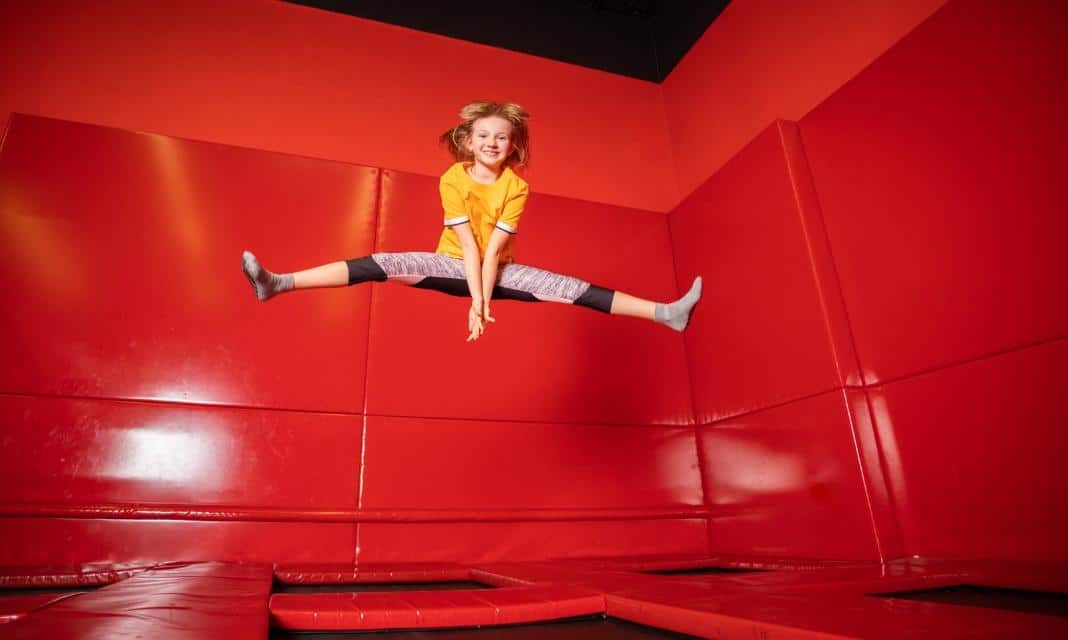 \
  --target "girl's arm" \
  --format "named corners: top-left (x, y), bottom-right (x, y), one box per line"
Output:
top-left (480, 228), bottom-right (512, 323)
top-left (452, 222), bottom-right (487, 341)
